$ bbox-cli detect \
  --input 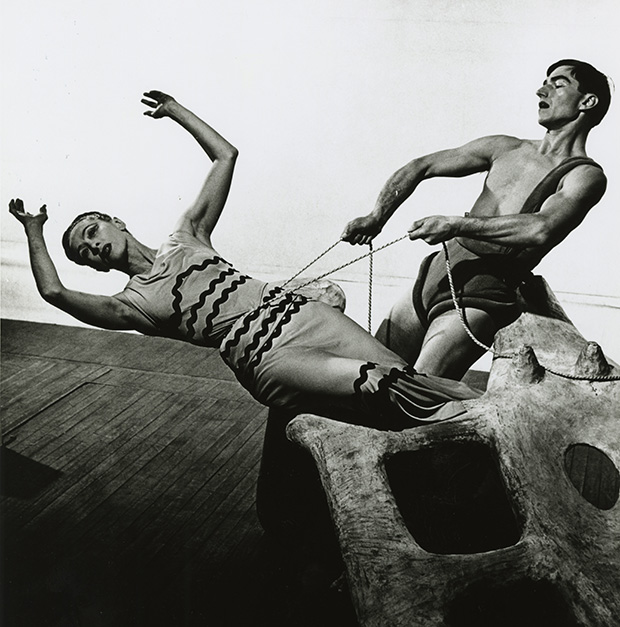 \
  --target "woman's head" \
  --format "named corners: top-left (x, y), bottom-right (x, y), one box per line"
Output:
top-left (62, 212), bottom-right (129, 272)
